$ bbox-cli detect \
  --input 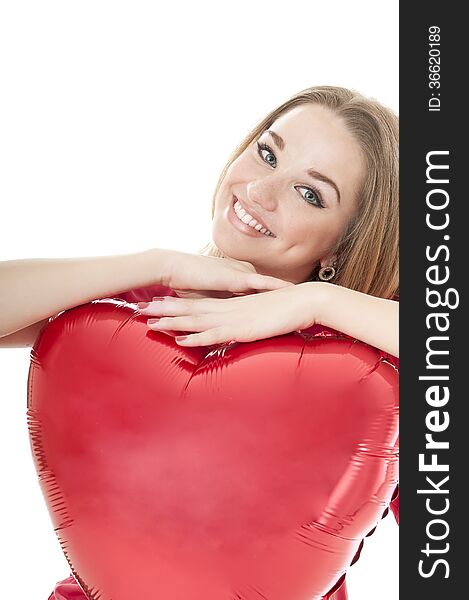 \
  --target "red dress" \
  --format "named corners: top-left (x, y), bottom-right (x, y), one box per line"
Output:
top-left (47, 285), bottom-right (400, 600)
